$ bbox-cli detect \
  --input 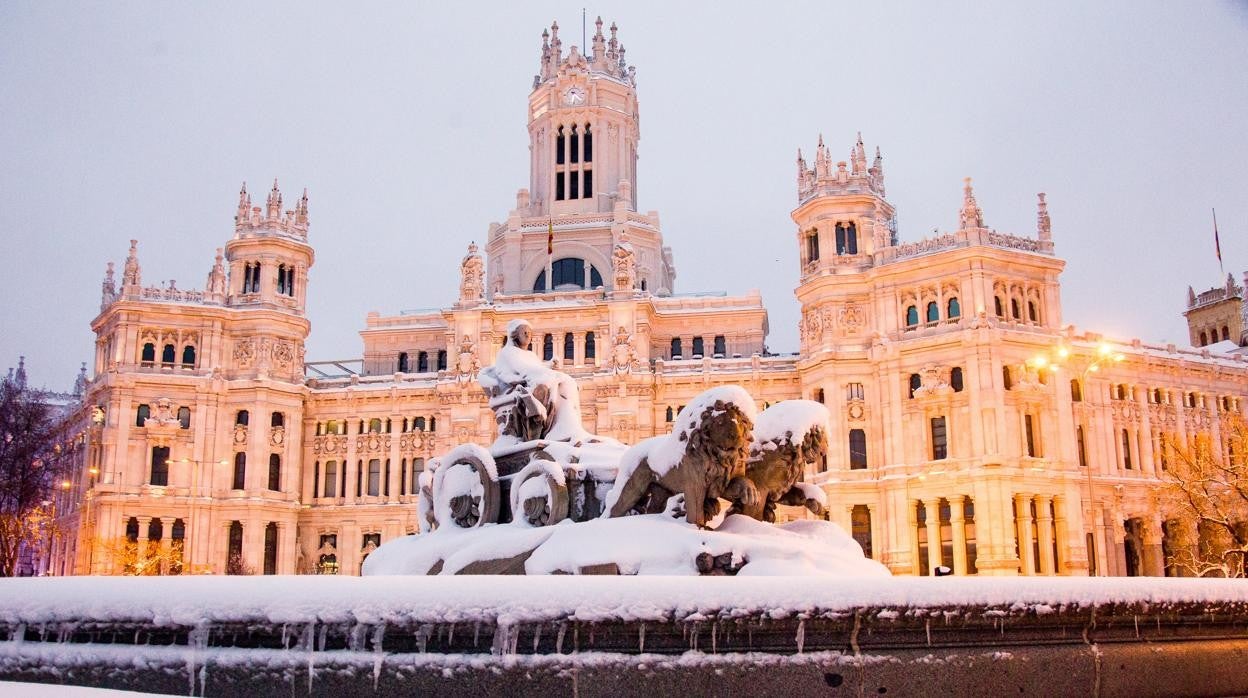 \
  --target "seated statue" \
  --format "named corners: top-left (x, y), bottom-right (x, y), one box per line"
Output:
top-left (479, 319), bottom-right (590, 445)
top-left (729, 400), bottom-right (830, 522)
top-left (604, 386), bottom-right (759, 528)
